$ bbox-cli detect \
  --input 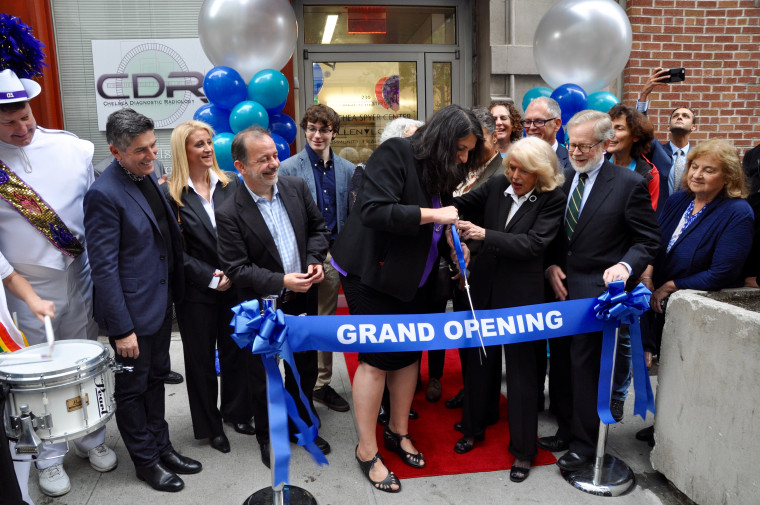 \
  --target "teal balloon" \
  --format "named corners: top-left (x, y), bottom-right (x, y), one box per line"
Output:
top-left (229, 101), bottom-right (269, 133)
top-left (522, 86), bottom-right (552, 111)
top-left (213, 133), bottom-right (235, 172)
top-left (247, 69), bottom-right (290, 110)
top-left (587, 91), bottom-right (619, 113)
